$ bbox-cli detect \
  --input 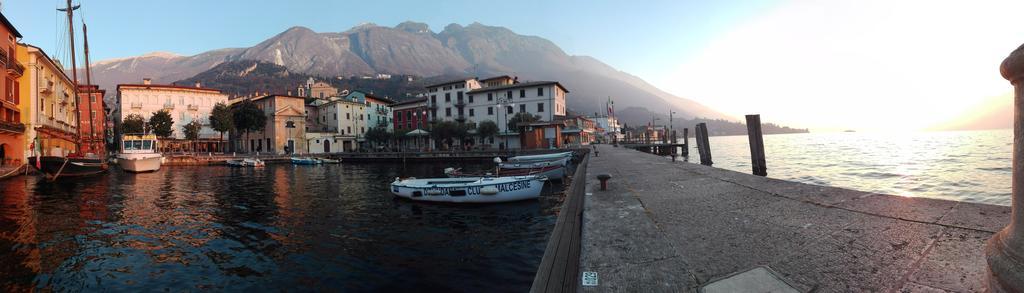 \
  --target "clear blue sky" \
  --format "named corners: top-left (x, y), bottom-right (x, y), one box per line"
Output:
top-left (4, 0), bottom-right (778, 89)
